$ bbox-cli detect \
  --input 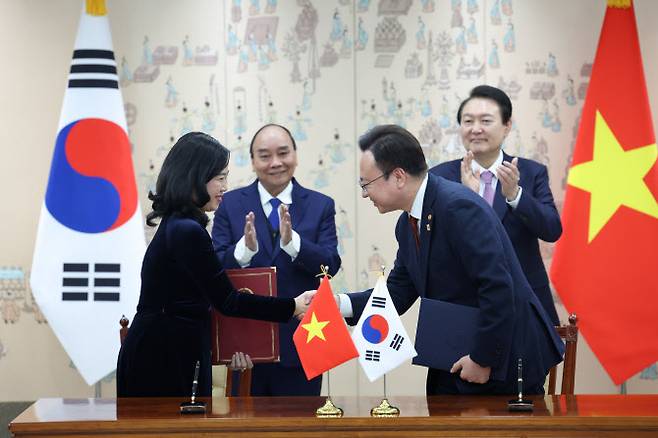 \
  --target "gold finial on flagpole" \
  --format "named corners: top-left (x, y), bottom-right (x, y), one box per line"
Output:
top-left (86, 0), bottom-right (107, 16)
top-left (315, 265), bottom-right (332, 279)
top-left (607, 0), bottom-right (631, 8)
